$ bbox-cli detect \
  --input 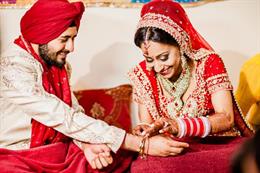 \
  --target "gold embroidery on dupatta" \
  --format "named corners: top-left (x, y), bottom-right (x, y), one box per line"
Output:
top-left (137, 13), bottom-right (215, 61)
